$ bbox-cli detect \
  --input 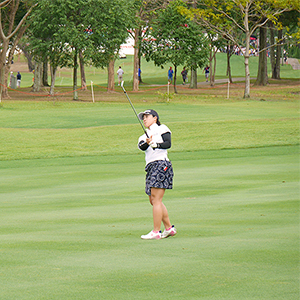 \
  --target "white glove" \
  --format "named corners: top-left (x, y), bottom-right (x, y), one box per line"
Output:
top-left (150, 141), bottom-right (158, 148)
